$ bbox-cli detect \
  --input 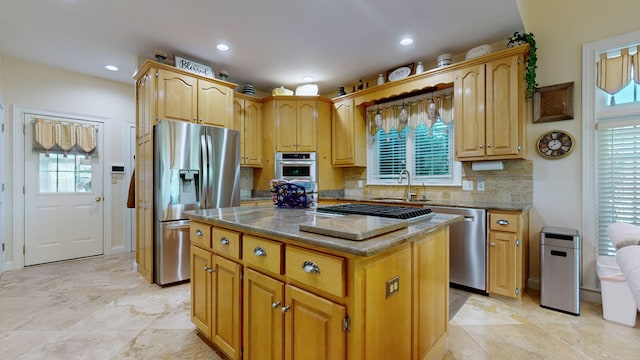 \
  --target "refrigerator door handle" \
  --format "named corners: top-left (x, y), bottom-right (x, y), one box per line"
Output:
top-left (205, 134), bottom-right (214, 209)
top-left (200, 134), bottom-right (209, 209)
